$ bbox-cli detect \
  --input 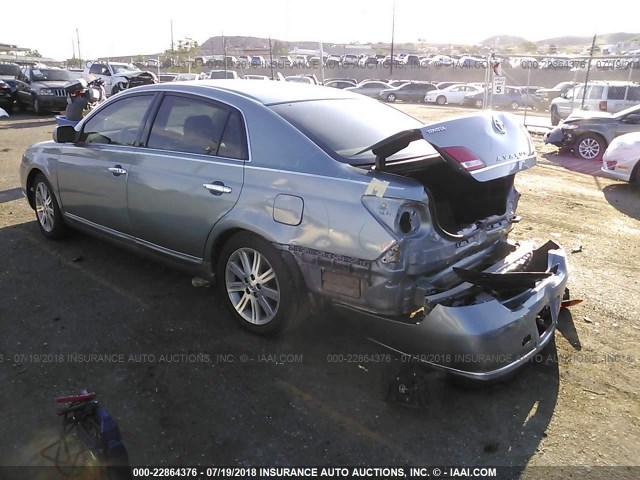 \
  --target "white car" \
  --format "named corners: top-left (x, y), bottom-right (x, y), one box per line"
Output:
top-left (424, 84), bottom-right (482, 105)
top-left (428, 55), bottom-right (454, 67)
top-left (83, 62), bottom-right (157, 96)
top-left (601, 132), bottom-right (640, 184)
